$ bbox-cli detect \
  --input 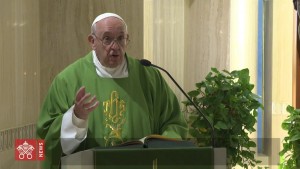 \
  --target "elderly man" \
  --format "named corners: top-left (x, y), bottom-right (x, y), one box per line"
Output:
top-left (36, 13), bottom-right (188, 169)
